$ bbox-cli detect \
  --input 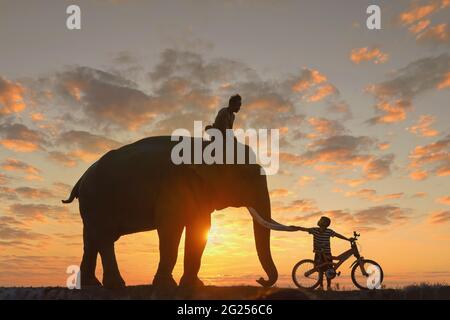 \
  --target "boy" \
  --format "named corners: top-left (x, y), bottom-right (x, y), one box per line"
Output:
top-left (291, 216), bottom-right (353, 290)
